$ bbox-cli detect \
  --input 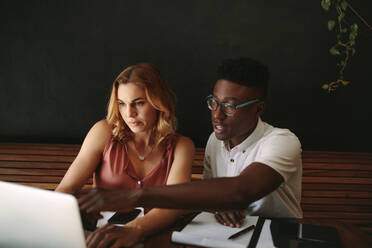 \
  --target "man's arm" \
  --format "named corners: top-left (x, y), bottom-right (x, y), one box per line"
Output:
top-left (78, 162), bottom-right (283, 213)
